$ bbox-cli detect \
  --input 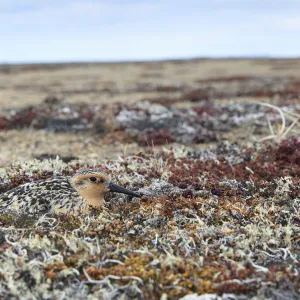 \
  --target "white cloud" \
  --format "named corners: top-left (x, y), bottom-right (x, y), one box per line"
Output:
top-left (1, 0), bottom-right (300, 62)
top-left (281, 17), bottom-right (300, 30)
